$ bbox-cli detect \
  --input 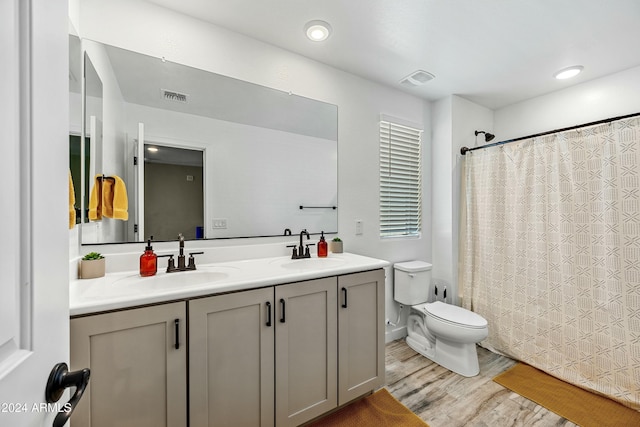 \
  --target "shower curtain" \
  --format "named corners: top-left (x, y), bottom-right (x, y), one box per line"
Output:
top-left (460, 116), bottom-right (640, 411)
